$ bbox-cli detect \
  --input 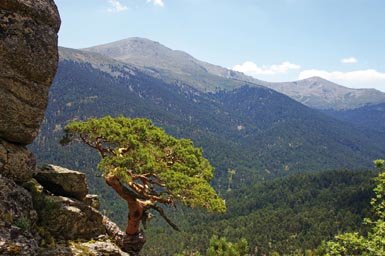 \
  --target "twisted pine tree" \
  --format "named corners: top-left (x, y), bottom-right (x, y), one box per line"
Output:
top-left (61, 116), bottom-right (226, 254)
